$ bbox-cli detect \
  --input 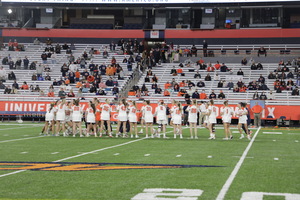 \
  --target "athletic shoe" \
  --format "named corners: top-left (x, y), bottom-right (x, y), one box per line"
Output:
top-left (190, 136), bottom-right (194, 139)
top-left (163, 135), bottom-right (167, 139)
top-left (151, 134), bottom-right (154, 138)
top-left (39, 132), bottom-right (43, 136)
top-left (145, 135), bottom-right (149, 138)
top-left (131, 135), bottom-right (134, 138)
top-left (73, 135), bottom-right (76, 137)
top-left (239, 135), bottom-right (245, 139)
top-left (80, 135), bottom-right (84, 137)
top-left (247, 135), bottom-right (251, 140)
top-left (208, 136), bottom-right (215, 140)
top-left (174, 135), bottom-right (176, 139)
top-left (116, 133), bottom-right (121, 138)
top-left (86, 133), bottom-right (90, 137)
top-left (135, 135), bottom-right (139, 138)
top-left (180, 135), bottom-right (183, 139)
top-left (195, 136), bottom-right (198, 139)
top-left (138, 130), bottom-right (143, 134)
top-left (123, 133), bottom-right (128, 138)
